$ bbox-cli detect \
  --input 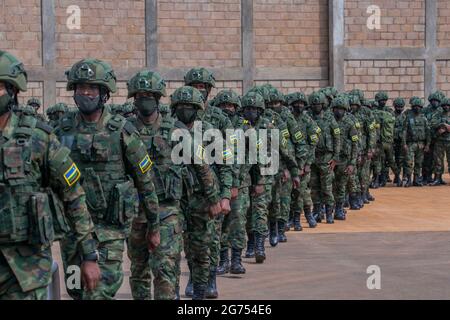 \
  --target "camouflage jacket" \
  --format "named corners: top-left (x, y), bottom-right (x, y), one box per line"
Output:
top-left (308, 110), bottom-right (341, 163)
top-left (335, 113), bottom-right (359, 166)
top-left (430, 108), bottom-right (450, 142)
top-left (292, 111), bottom-right (321, 166)
top-left (402, 110), bottom-right (430, 145)
top-left (352, 106), bottom-right (376, 155)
